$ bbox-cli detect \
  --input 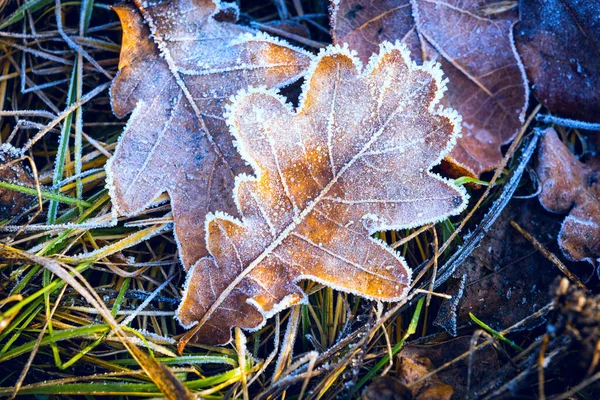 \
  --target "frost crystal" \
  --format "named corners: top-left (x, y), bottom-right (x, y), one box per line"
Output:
top-left (106, 0), bottom-right (312, 269)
